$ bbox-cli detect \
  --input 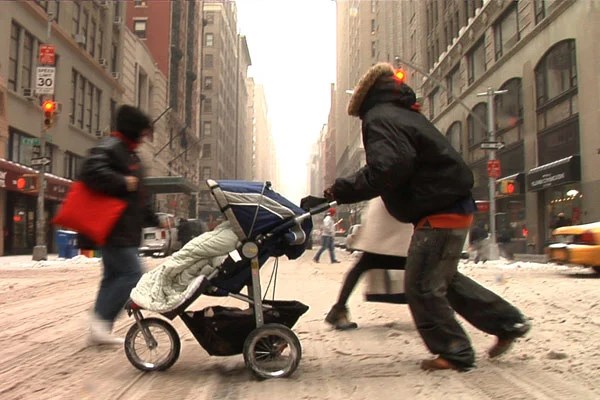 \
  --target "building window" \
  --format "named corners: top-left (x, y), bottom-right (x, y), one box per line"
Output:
top-left (70, 69), bottom-right (102, 134)
top-left (428, 88), bottom-right (439, 120)
top-left (9, 23), bottom-right (21, 91)
top-left (134, 0), bottom-right (147, 7)
top-left (371, 41), bottom-right (376, 58)
top-left (495, 78), bottom-right (523, 134)
top-left (90, 19), bottom-right (97, 57)
top-left (534, 0), bottom-right (545, 24)
top-left (64, 152), bottom-right (83, 180)
top-left (446, 66), bottom-right (460, 103)
top-left (72, 2), bottom-right (80, 35)
top-left (111, 42), bottom-right (118, 72)
top-left (203, 97), bottom-right (212, 113)
top-left (202, 167), bottom-right (211, 180)
top-left (467, 102), bottom-right (488, 147)
top-left (21, 32), bottom-right (34, 91)
top-left (204, 76), bottom-right (213, 90)
top-left (205, 33), bottom-right (214, 47)
top-left (204, 53), bottom-right (213, 68)
top-left (494, 3), bottom-right (519, 61)
top-left (446, 121), bottom-right (462, 154)
top-left (203, 121), bottom-right (212, 137)
top-left (371, 19), bottom-right (376, 34)
top-left (205, 13), bottom-right (214, 25)
top-left (467, 38), bottom-right (486, 85)
top-left (201, 144), bottom-right (212, 159)
top-left (97, 26), bottom-right (103, 59)
top-left (133, 19), bottom-right (147, 39)
top-left (81, 9), bottom-right (89, 46)
top-left (535, 40), bottom-right (577, 107)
